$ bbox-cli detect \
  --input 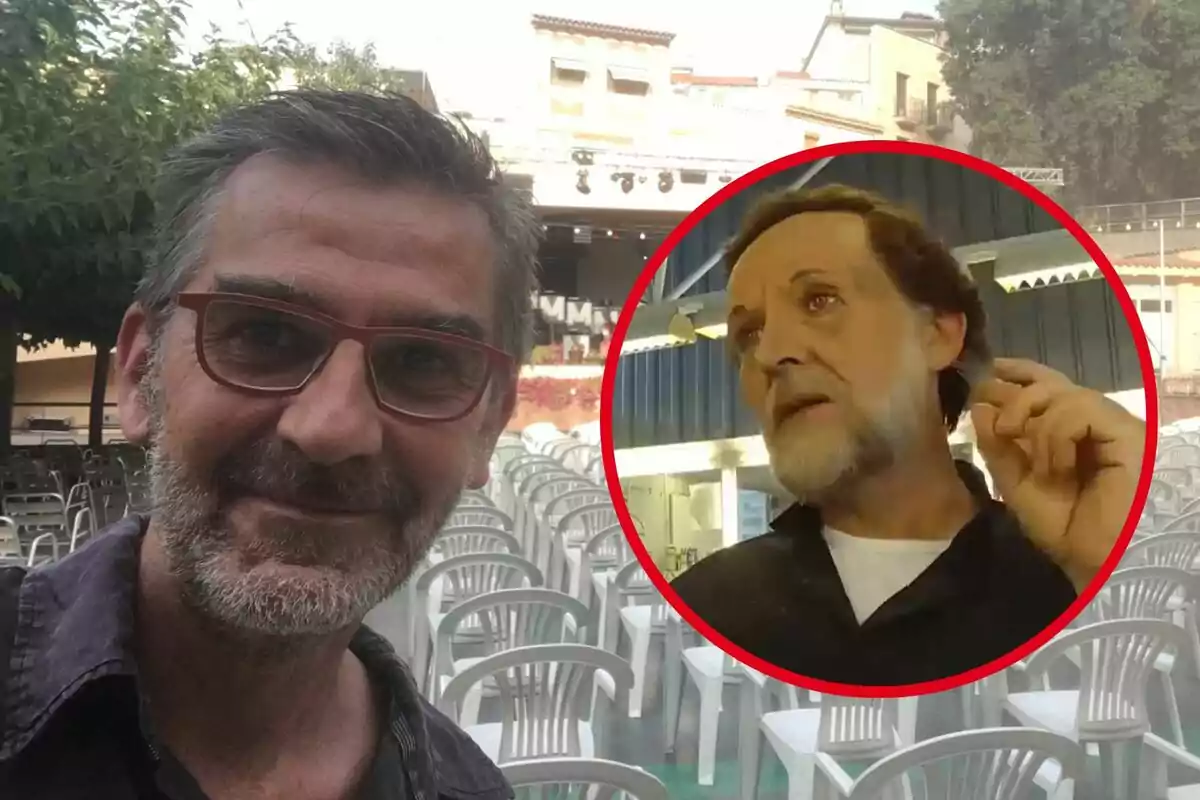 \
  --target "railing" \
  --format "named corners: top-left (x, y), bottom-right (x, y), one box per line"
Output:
top-left (1076, 197), bottom-right (1200, 233)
